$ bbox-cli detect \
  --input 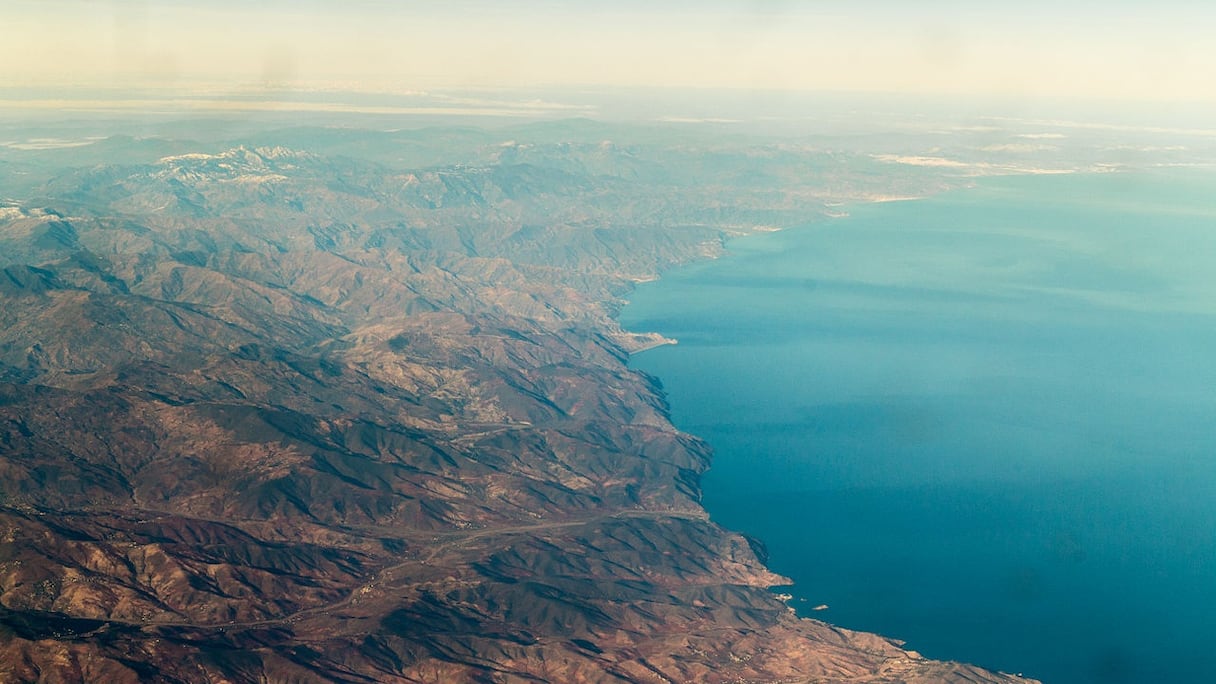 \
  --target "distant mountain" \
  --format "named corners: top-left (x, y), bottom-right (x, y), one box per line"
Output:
top-left (0, 126), bottom-right (1030, 683)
